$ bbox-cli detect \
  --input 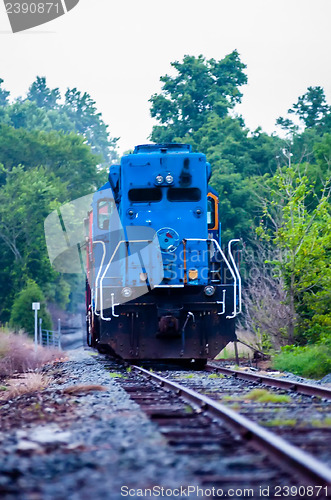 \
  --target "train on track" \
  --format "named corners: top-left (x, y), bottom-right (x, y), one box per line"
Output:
top-left (85, 143), bottom-right (241, 364)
